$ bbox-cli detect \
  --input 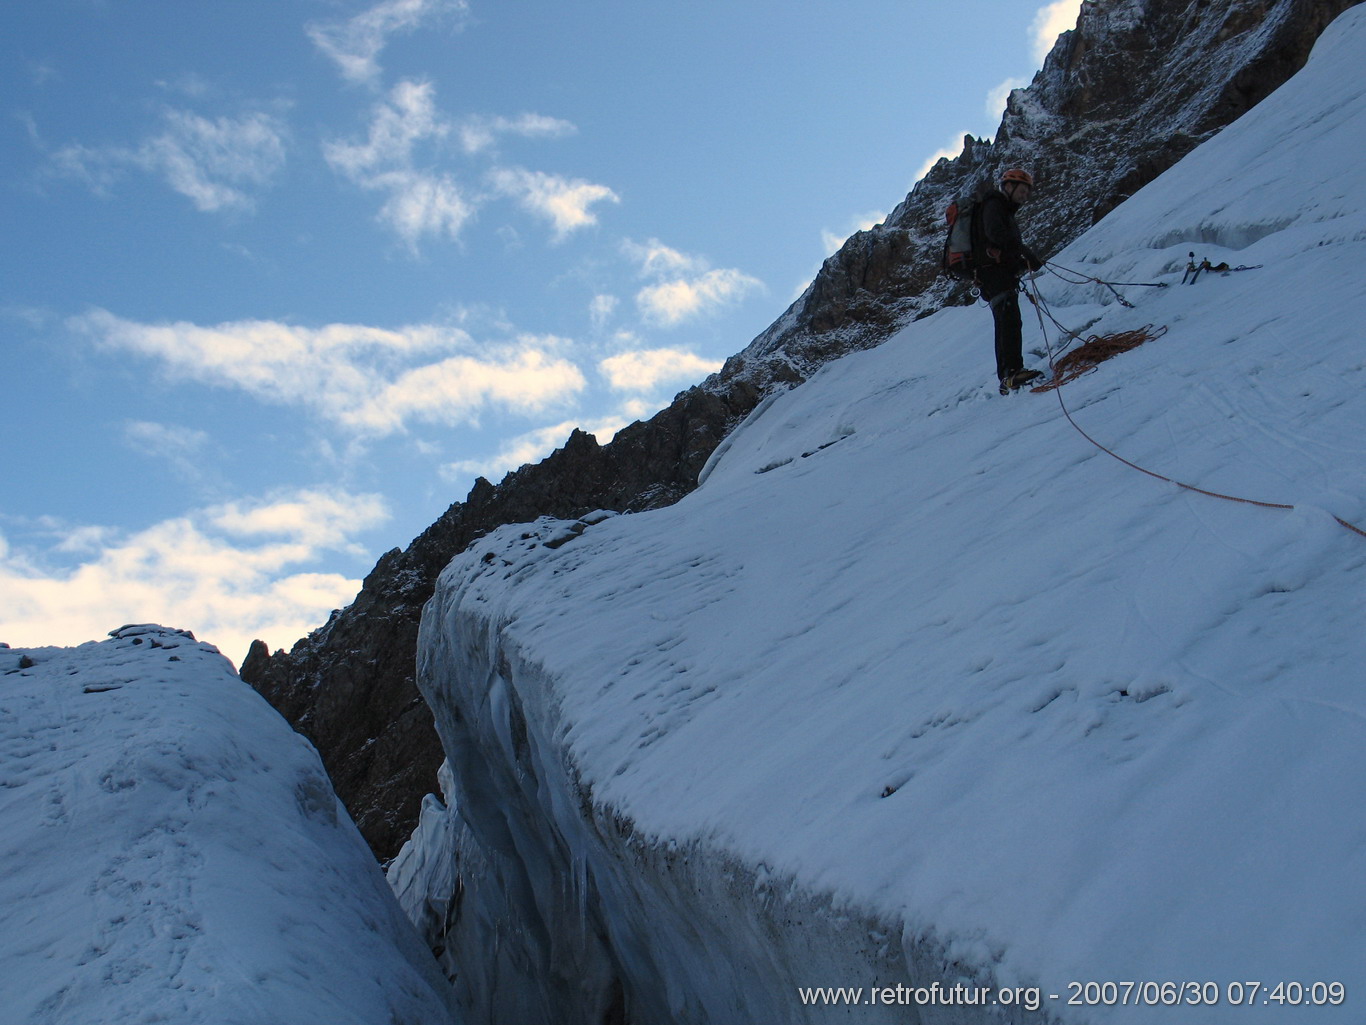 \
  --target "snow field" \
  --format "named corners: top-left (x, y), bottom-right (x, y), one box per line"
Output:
top-left (0, 626), bottom-right (458, 1025)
